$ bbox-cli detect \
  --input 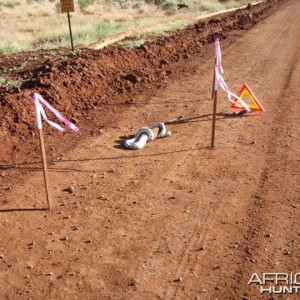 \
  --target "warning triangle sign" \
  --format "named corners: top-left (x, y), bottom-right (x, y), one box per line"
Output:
top-left (231, 83), bottom-right (265, 112)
